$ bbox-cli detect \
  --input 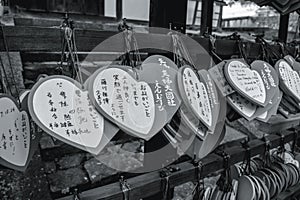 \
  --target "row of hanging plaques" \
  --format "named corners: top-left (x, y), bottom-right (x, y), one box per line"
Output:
top-left (1, 46), bottom-right (300, 172)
